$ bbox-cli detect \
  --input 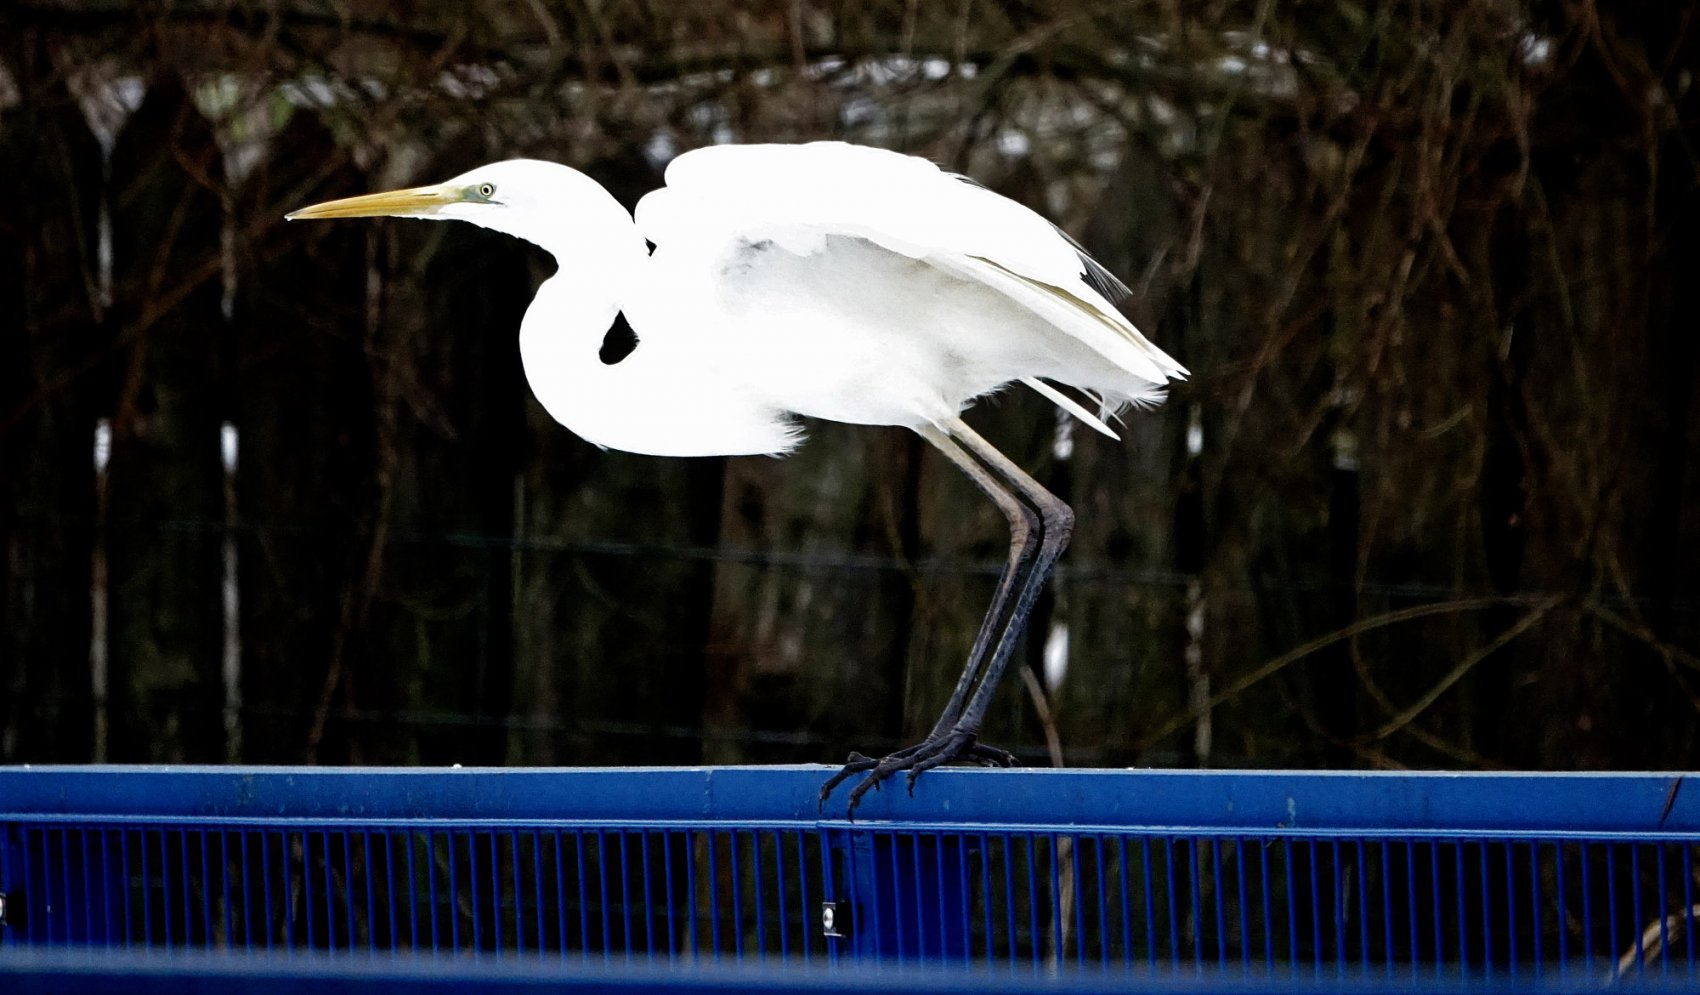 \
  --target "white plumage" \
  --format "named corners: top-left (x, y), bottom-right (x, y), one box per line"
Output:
top-left (288, 140), bottom-right (1186, 808)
